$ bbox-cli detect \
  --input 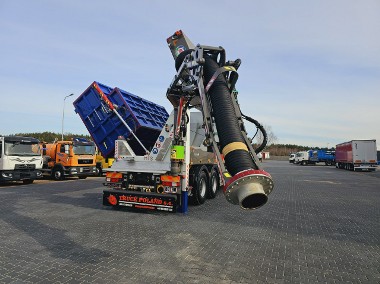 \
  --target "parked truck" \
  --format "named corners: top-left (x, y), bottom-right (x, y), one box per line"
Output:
top-left (289, 153), bottom-right (296, 163)
top-left (0, 136), bottom-right (43, 184)
top-left (310, 149), bottom-right (335, 165)
top-left (41, 138), bottom-right (97, 180)
top-left (294, 149), bottom-right (335, 166)
top-left (73, 30), bottom-right (274, 213)
top-left (95, 151), bottom-right (114, 176)
top-left (294, 150), bottom-right (311, 165)
top-left (335, 139), bottom-right (377, 171)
